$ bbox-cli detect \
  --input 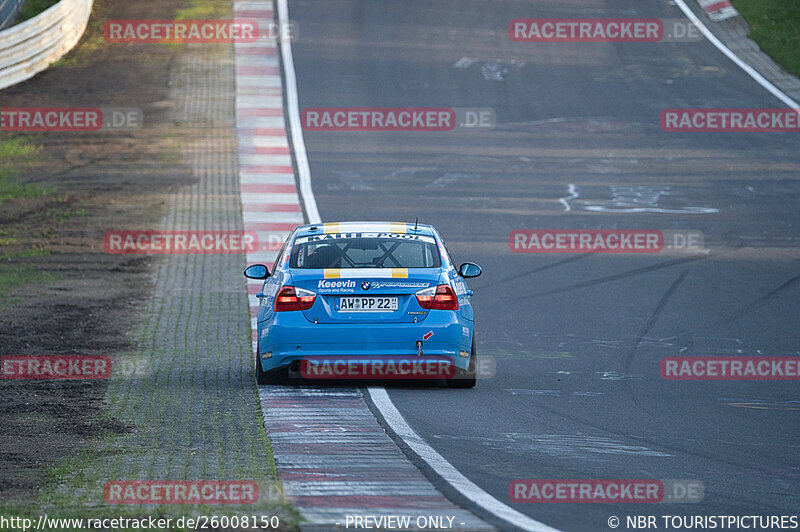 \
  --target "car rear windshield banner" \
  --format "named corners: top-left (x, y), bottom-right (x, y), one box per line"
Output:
top-left (295, 233), bottom-right (436, 244)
